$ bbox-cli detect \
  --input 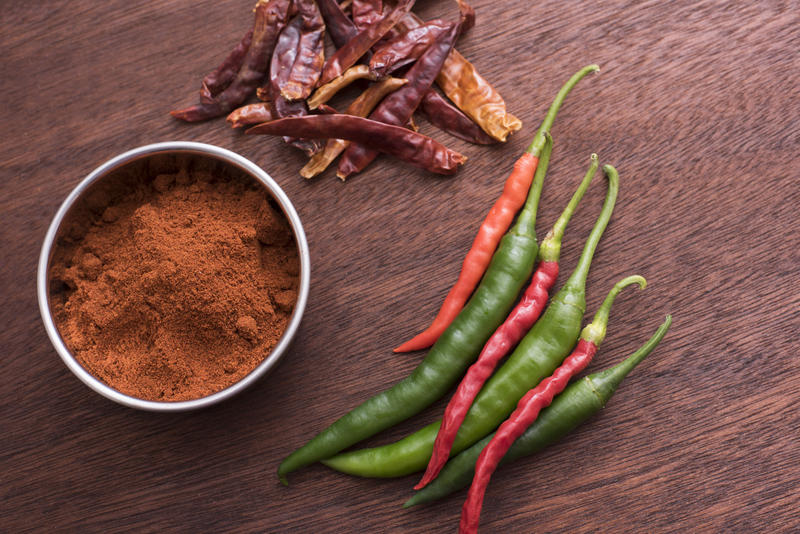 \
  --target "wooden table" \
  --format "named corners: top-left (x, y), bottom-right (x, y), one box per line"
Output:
top-left (3, 1), bottom-right (798, 532)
